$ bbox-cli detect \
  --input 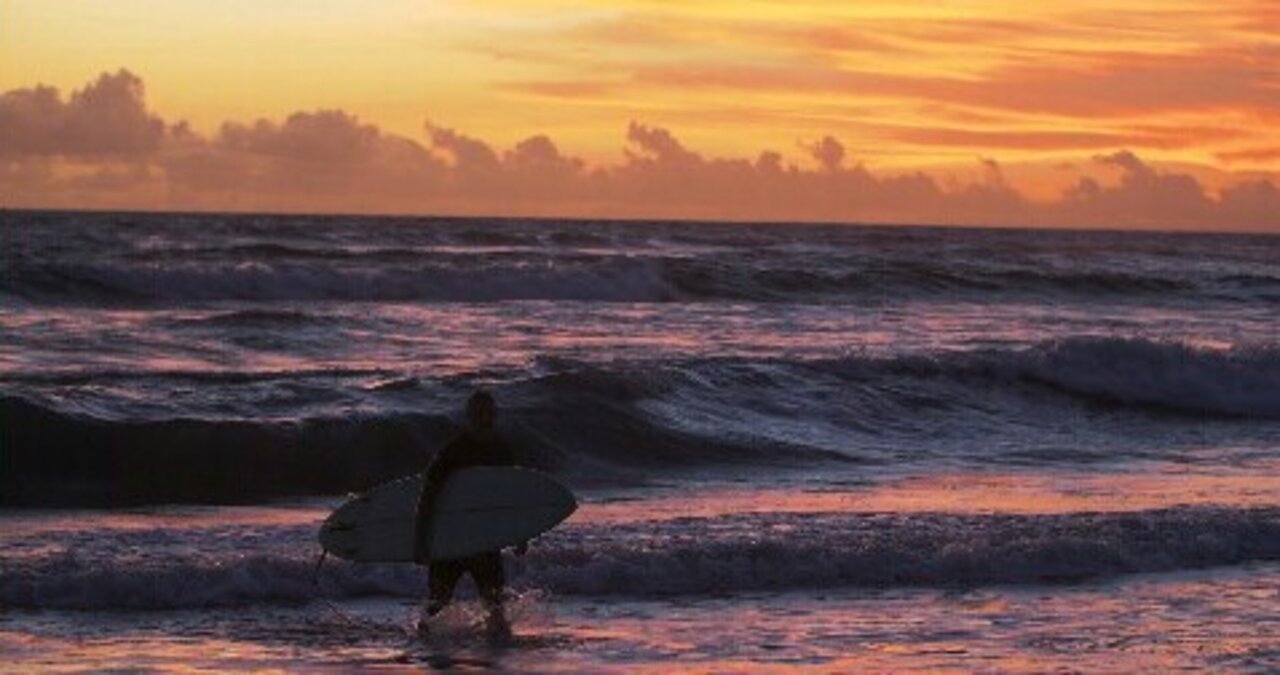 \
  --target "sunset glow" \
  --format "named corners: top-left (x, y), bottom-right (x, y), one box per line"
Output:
top-left (2, 0), bottom-right (1278, 229)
